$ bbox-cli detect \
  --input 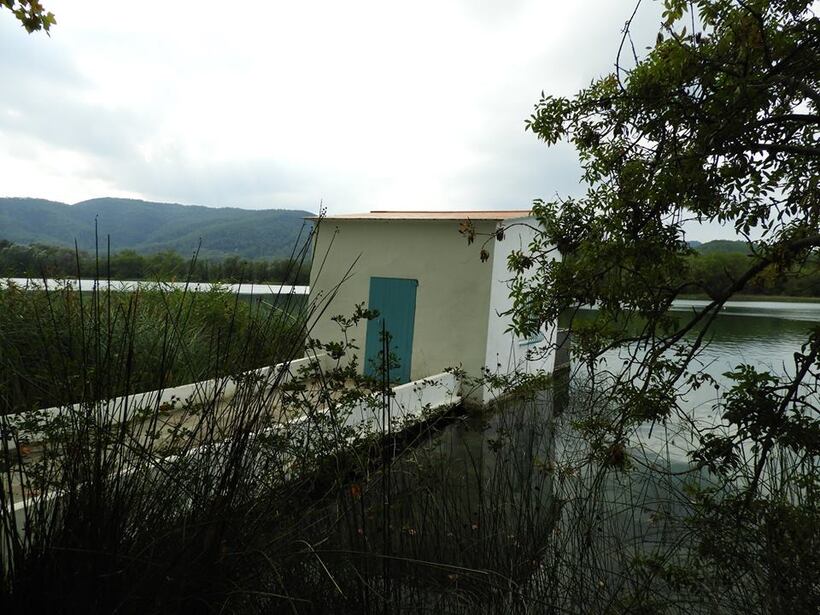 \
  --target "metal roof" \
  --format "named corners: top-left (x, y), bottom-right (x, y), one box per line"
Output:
top-left (308, 210), bottom-right (532, 221)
